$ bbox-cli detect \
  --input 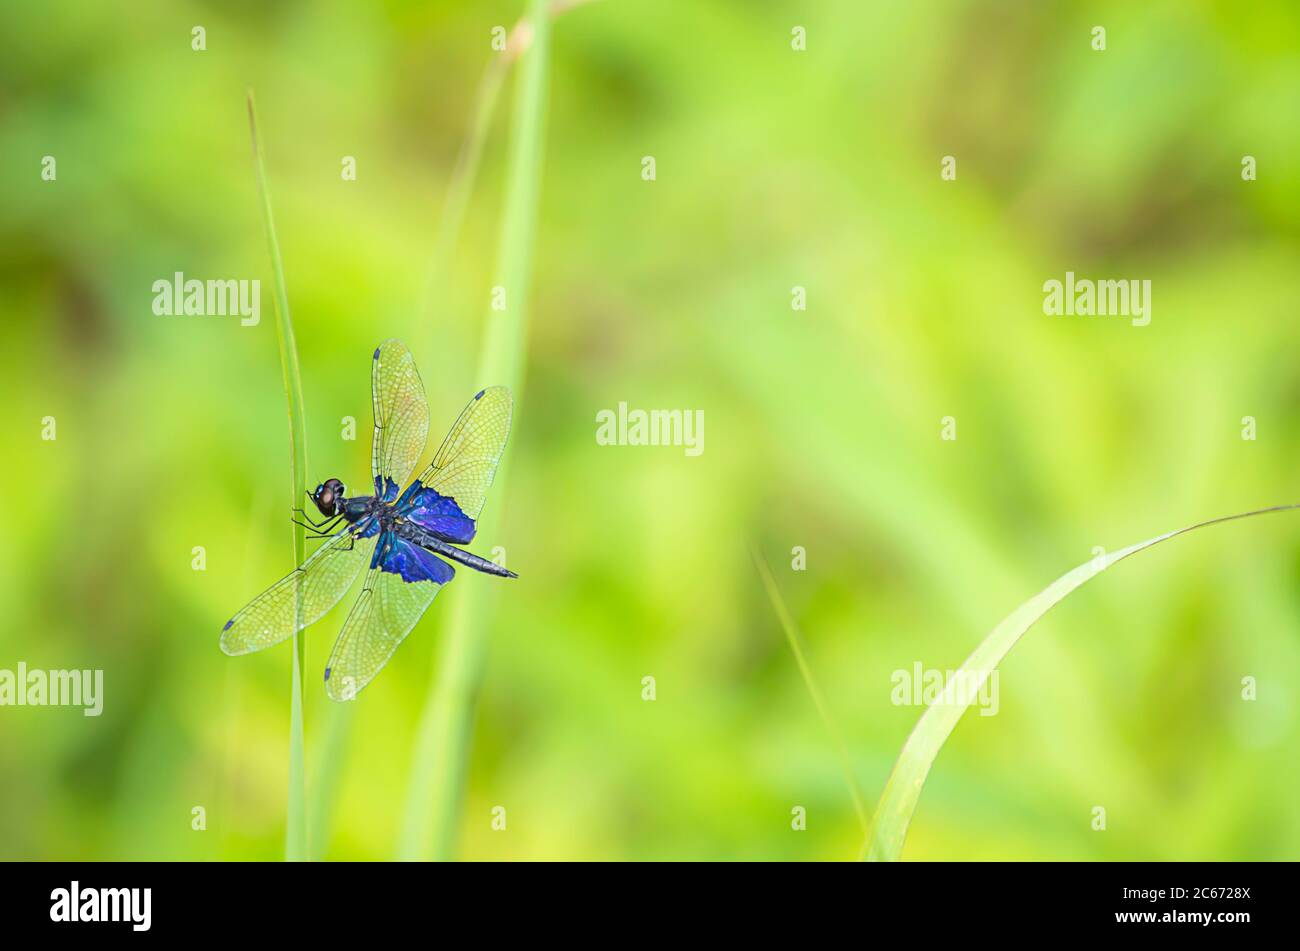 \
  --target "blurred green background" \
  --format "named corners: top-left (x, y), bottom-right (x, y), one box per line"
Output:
top-left (2, 0), bottom-right (1300, 861)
